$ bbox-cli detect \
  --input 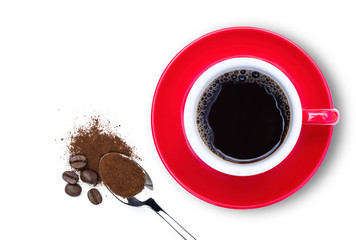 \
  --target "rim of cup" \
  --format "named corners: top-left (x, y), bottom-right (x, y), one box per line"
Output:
top-left (183, 57), bottom-right (302, 176)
